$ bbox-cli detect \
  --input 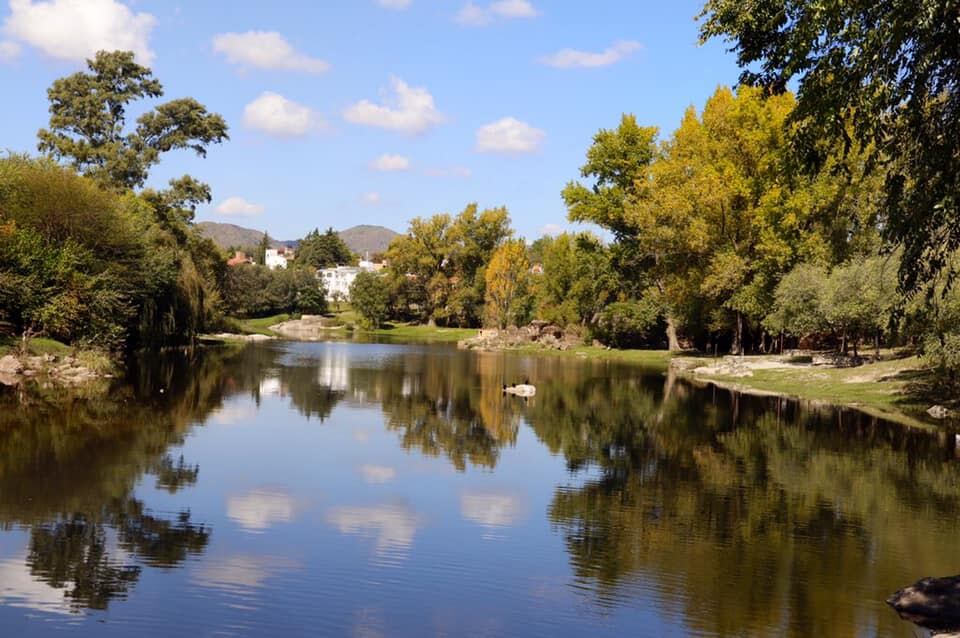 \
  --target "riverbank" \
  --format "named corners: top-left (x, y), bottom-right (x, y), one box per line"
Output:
top-left (0, 337), bottom-right (115, 386)
top-left (216, 315), bottom-right (943, 426)
top-left (673, 352), bottom-right (941, 427)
